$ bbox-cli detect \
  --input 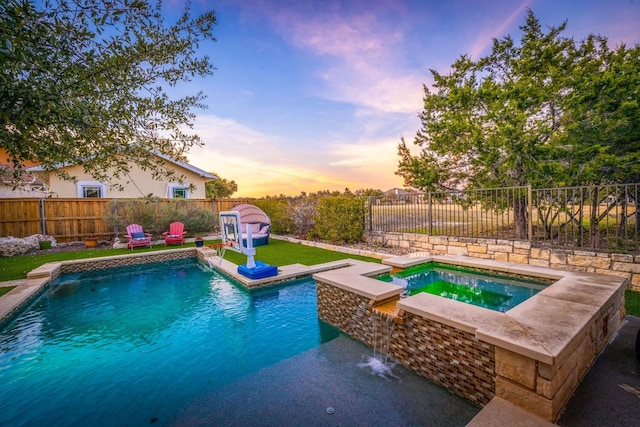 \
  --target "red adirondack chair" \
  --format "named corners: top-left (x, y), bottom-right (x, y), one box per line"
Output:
top-left (126, 224), bottom-right (153, 250)
top-left (162, 222), bottom-right (186, 246)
